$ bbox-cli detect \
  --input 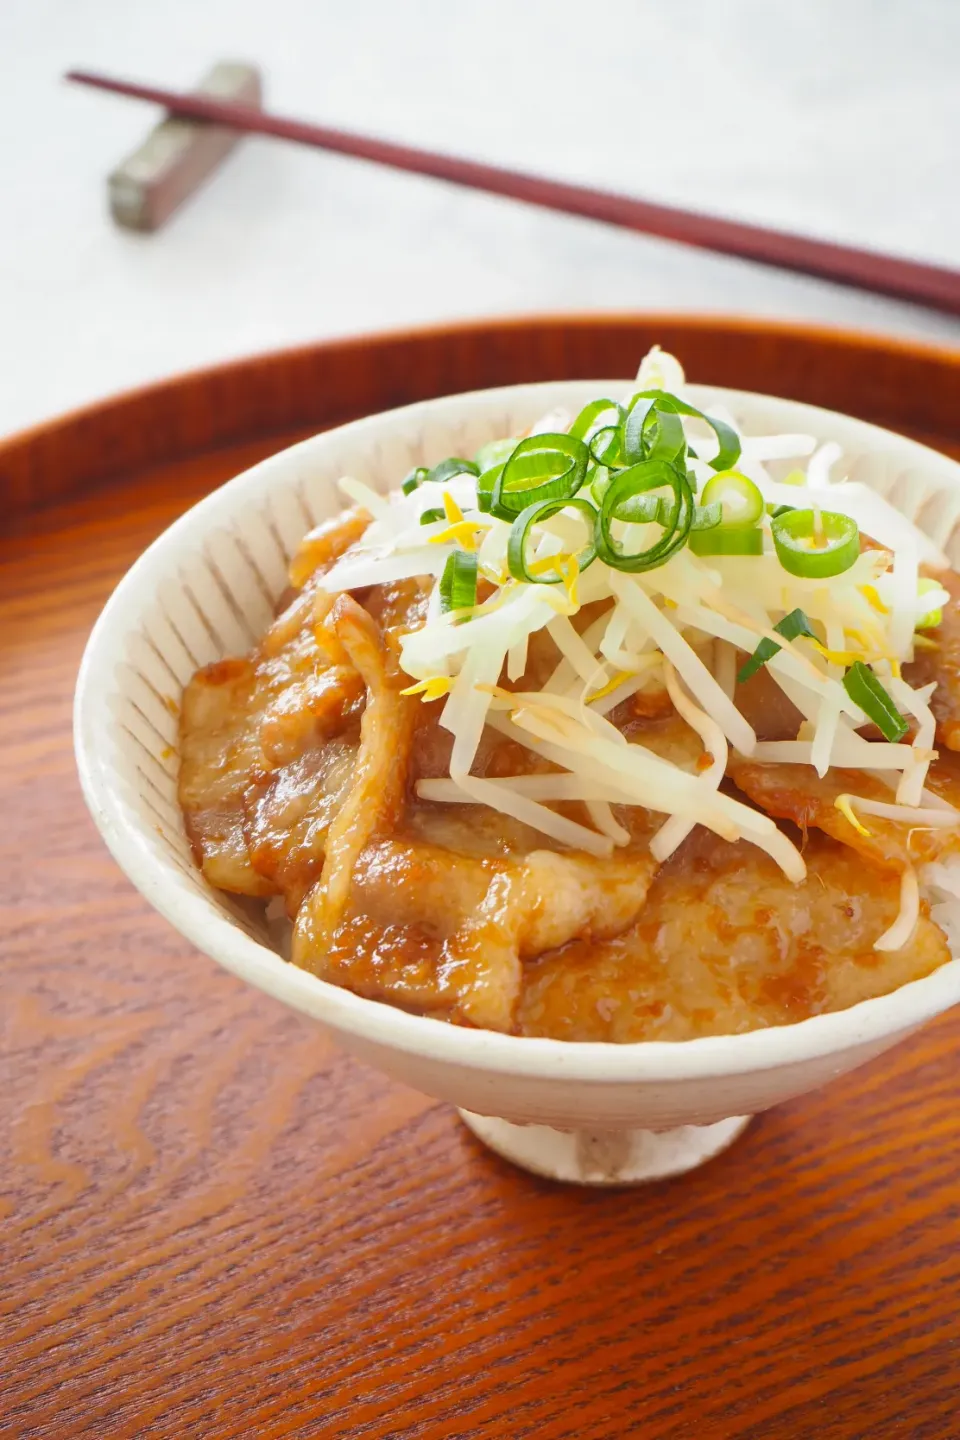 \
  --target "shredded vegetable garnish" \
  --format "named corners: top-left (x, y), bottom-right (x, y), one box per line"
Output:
top-left (834, 793), bottom-right (873, 838)
top-left (318, 344), bottom-right (948, 942)
top-left (400, 676), bottom-right (455, 702)
top-left (875, 867), bottom-right (921, 952)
